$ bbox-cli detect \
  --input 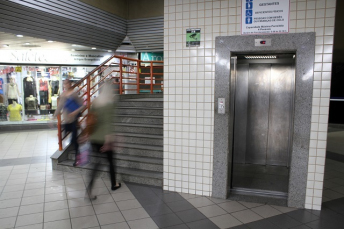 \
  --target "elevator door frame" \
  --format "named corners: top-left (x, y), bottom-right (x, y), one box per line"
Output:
top-left (230, 55), bottom-right (296, 196)
top-left (212, 33), bottom-right (316, 208)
